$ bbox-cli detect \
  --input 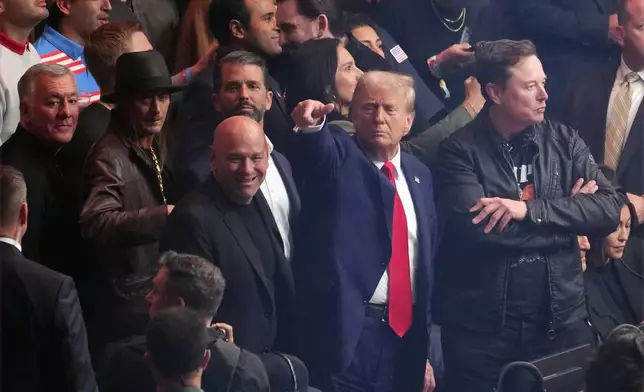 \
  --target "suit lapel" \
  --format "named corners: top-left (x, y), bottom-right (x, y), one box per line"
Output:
top-left (271, 152), bottom-right (301, 223)
top-left (617, 101), bottom-right (644, 179)
top-left (255, 191), bottom-right (295, 294)
top-left (209, 178), bottom-right (273, 301)
top-left (268, 77), bottom-right (288, 117)
top-left (590, 64), bottom-right (618, 155)
top-left (222, 210), bottom-right (273, 293)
